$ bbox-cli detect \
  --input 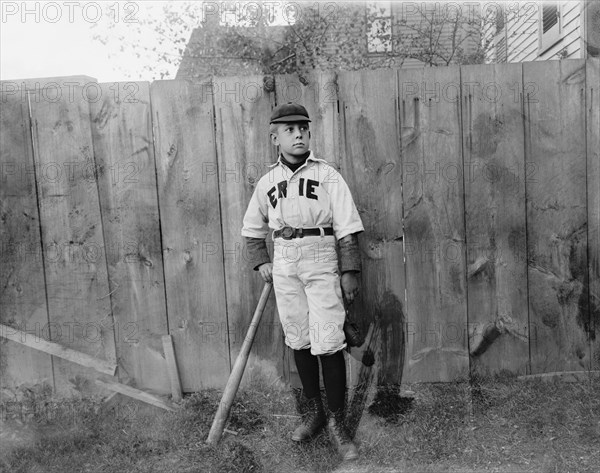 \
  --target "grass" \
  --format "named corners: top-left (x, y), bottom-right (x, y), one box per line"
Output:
top-left (1, 372), bottom-right (599, 473)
